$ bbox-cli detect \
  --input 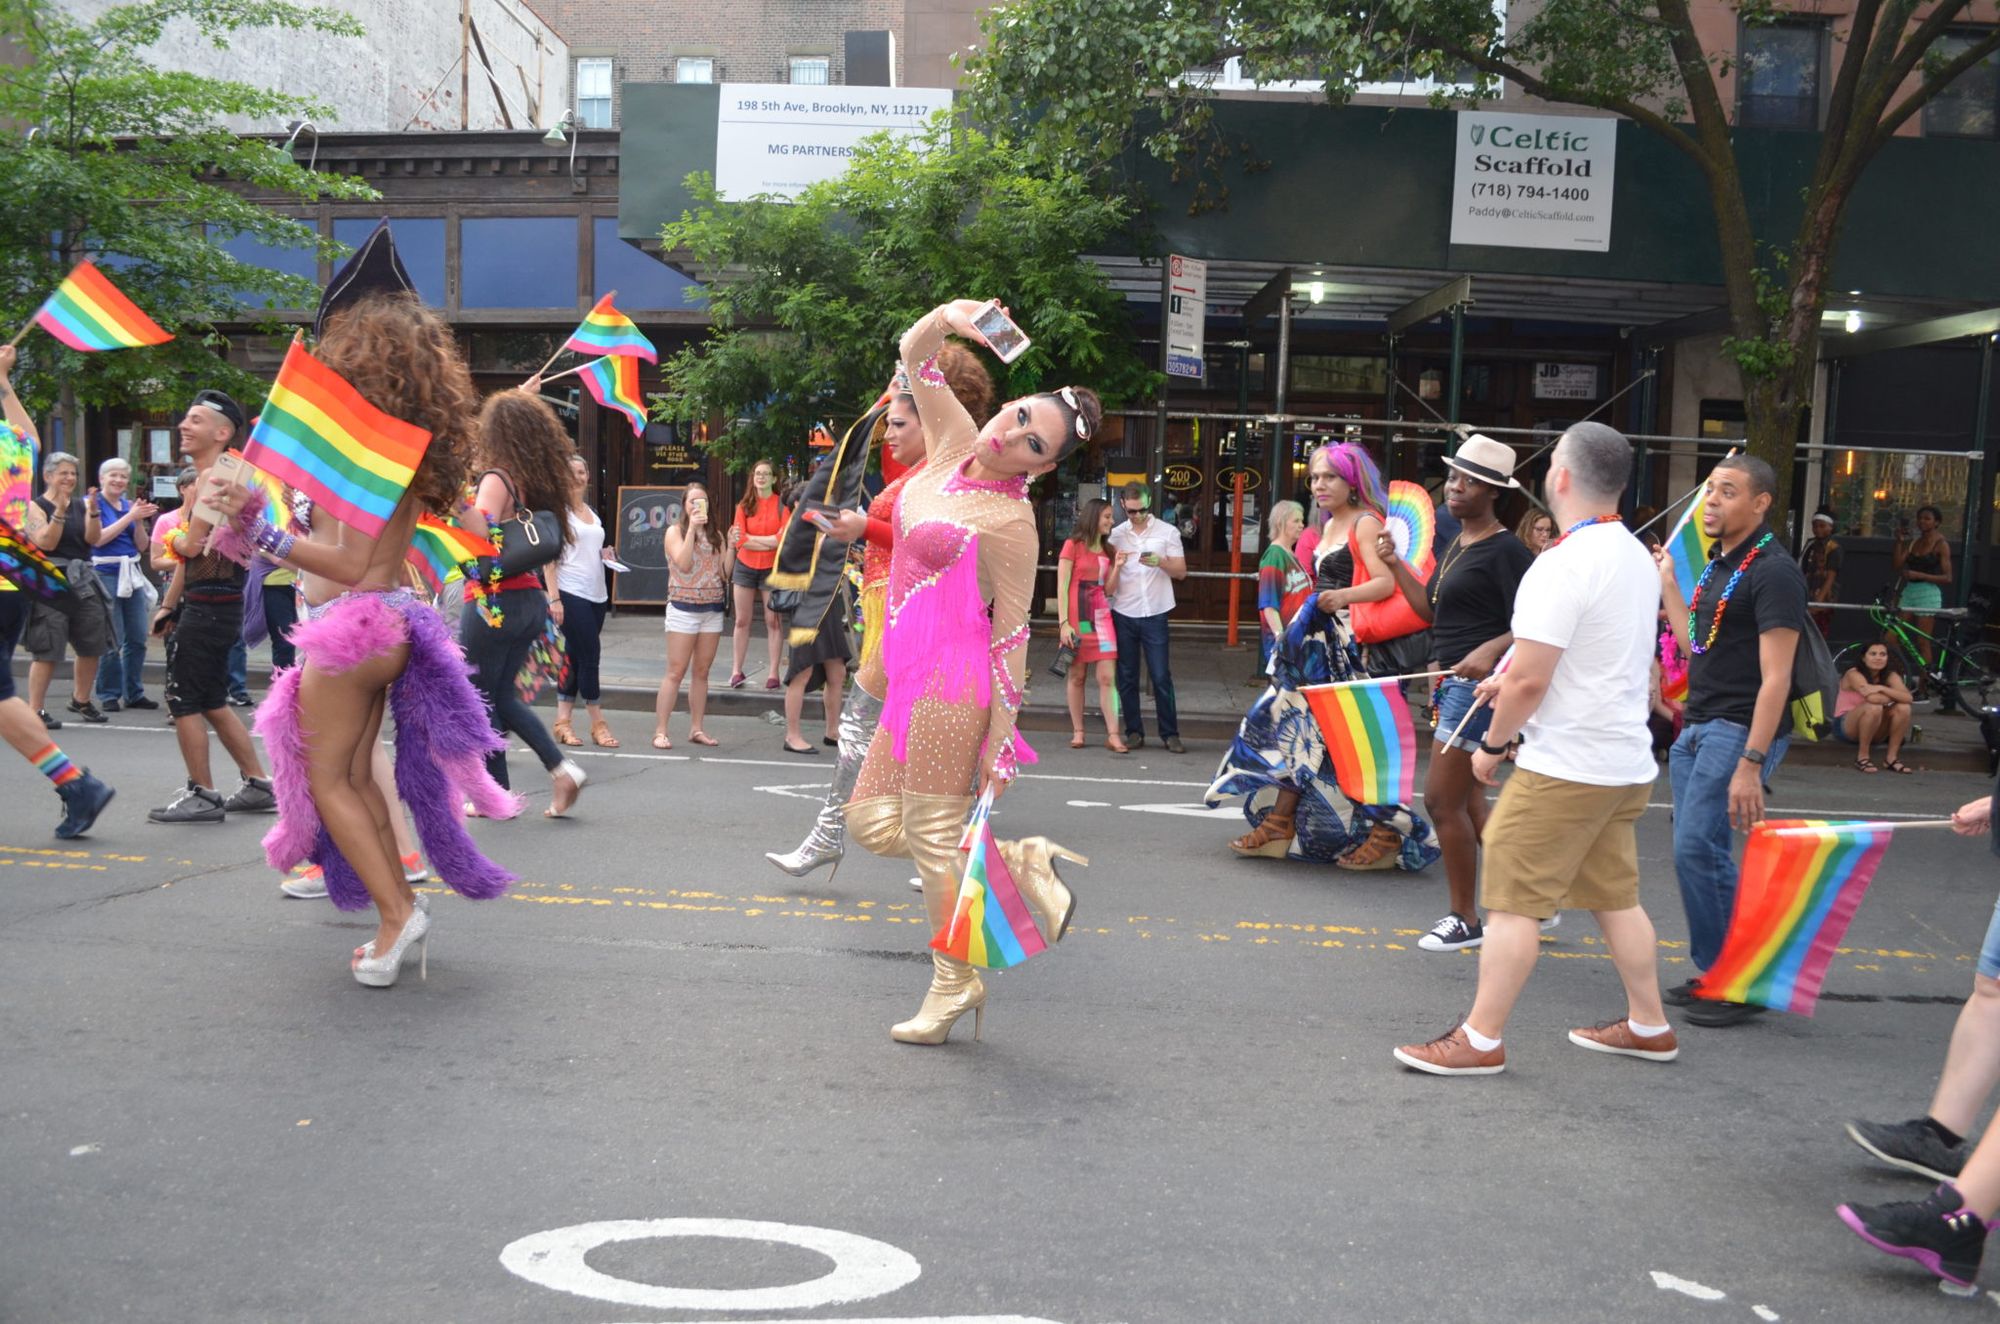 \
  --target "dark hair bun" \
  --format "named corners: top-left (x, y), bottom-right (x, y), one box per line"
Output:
top-left (1055, 386), bottom-right (1103, 459)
